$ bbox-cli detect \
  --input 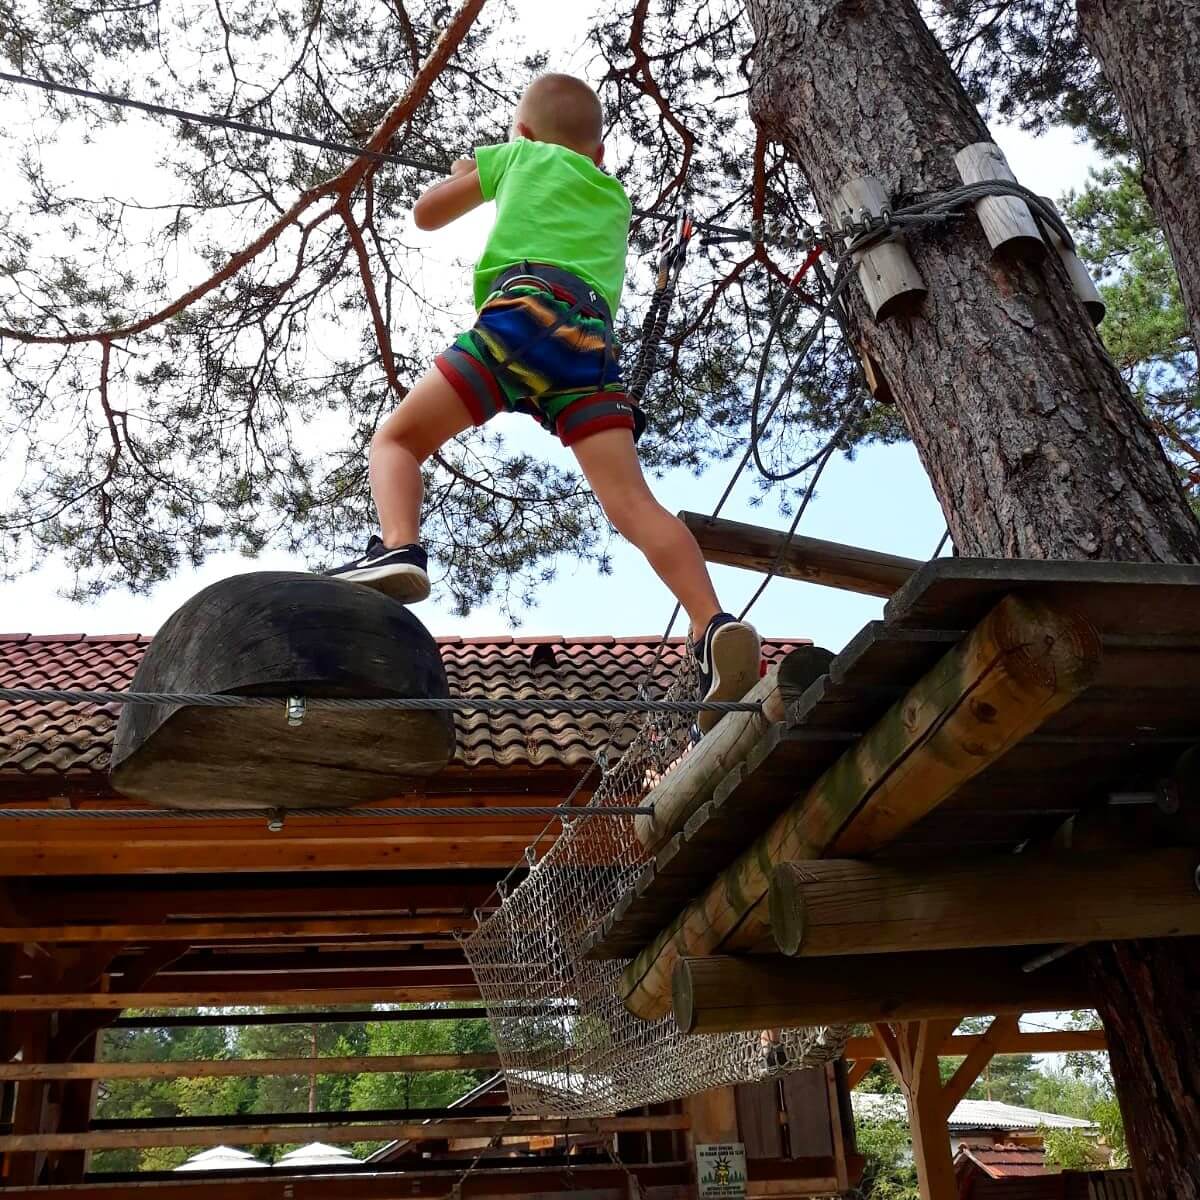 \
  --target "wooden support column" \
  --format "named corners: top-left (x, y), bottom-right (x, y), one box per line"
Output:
top-left (44, 1034), bottom-right (98, 1186)
top-left (3, 1016), bottom-right (52, 1186)
top-left (873, 1015), bottom-right (1018, 1200)
top-left (622, 593), bottom-right (1102, 1019)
